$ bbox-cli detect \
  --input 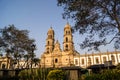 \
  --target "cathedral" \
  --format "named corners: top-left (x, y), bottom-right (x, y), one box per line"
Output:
top-left (40, 23), bottom-right (120, 68)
